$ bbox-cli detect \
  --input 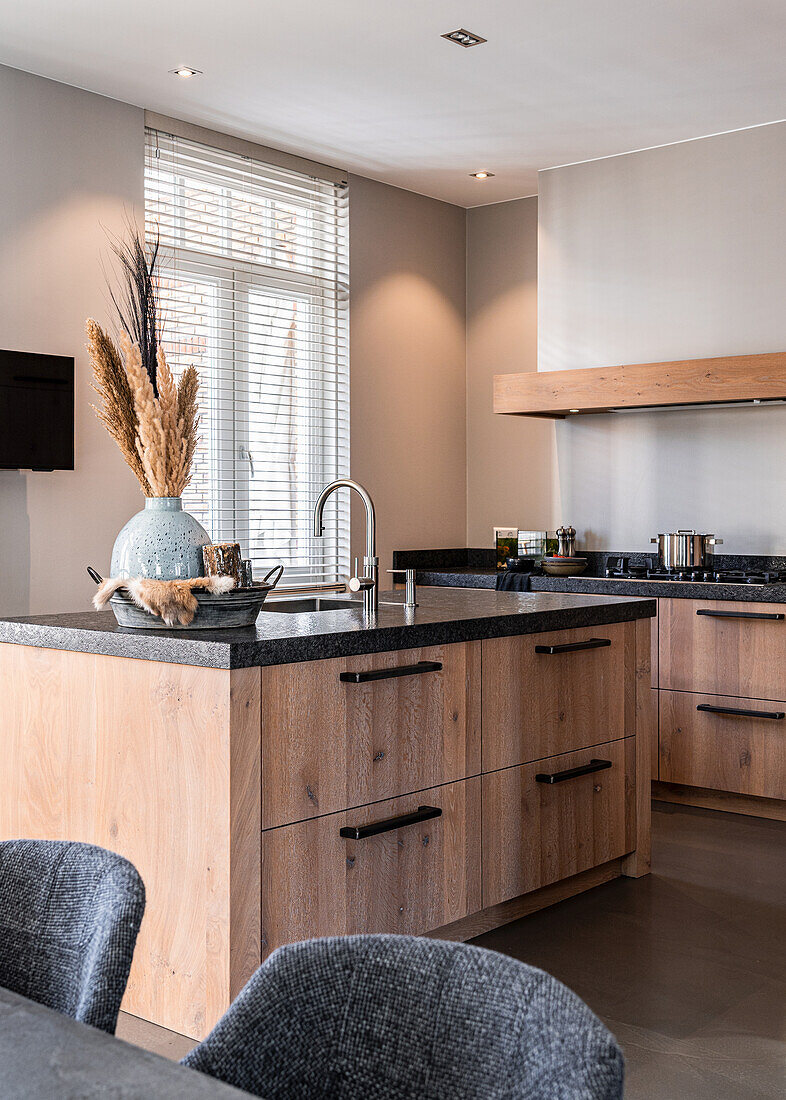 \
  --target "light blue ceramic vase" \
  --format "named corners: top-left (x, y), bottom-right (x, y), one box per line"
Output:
top-left (110, 497), bottom-right (211, 580)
